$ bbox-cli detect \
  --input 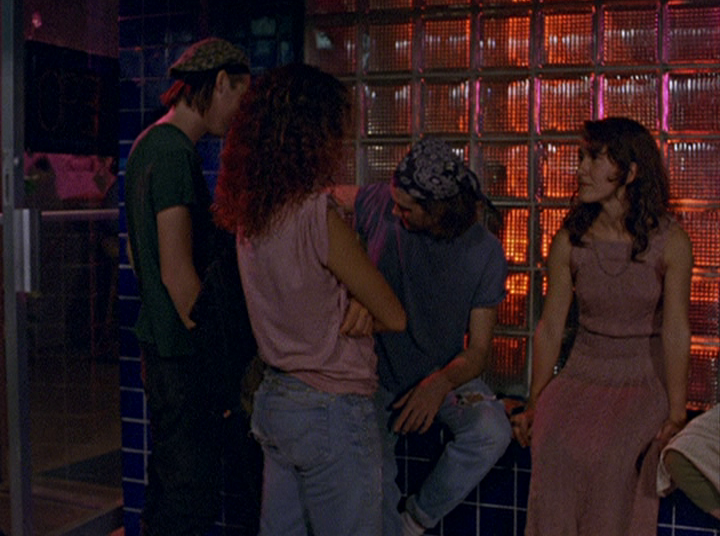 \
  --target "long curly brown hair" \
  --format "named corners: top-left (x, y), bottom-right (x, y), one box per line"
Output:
top-left (563, 117), bottom-right (670, 259)
top-left (213, 64), bottom-right (350, 237)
